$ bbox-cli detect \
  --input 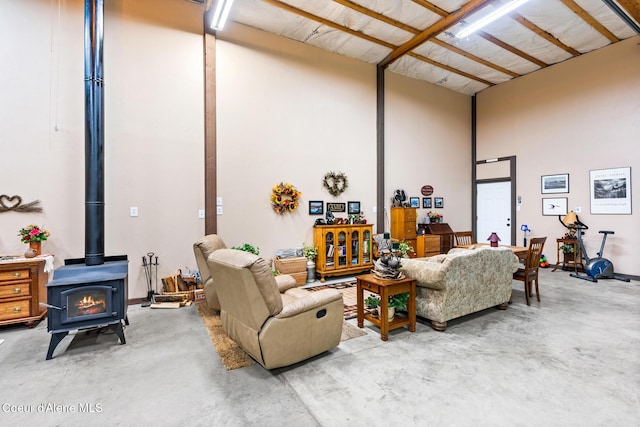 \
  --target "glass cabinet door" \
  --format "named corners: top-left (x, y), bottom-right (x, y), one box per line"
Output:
top-left (362, 229), bottom-right (371, 264)
top-left (337, 231), bottom-right (347, 266)
top-left (351, 230), bottom-right (360, 266)
top-left (325, 231), bottom-right (335, 269)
